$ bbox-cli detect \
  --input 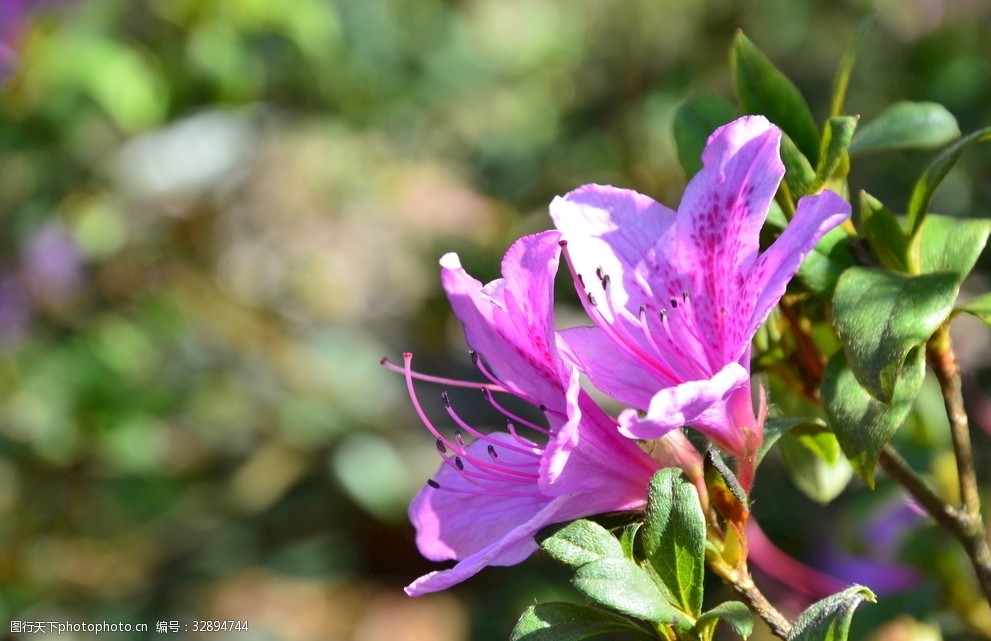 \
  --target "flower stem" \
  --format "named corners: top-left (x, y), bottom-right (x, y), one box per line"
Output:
top-left (722, 567), bottom-right (792, 639)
